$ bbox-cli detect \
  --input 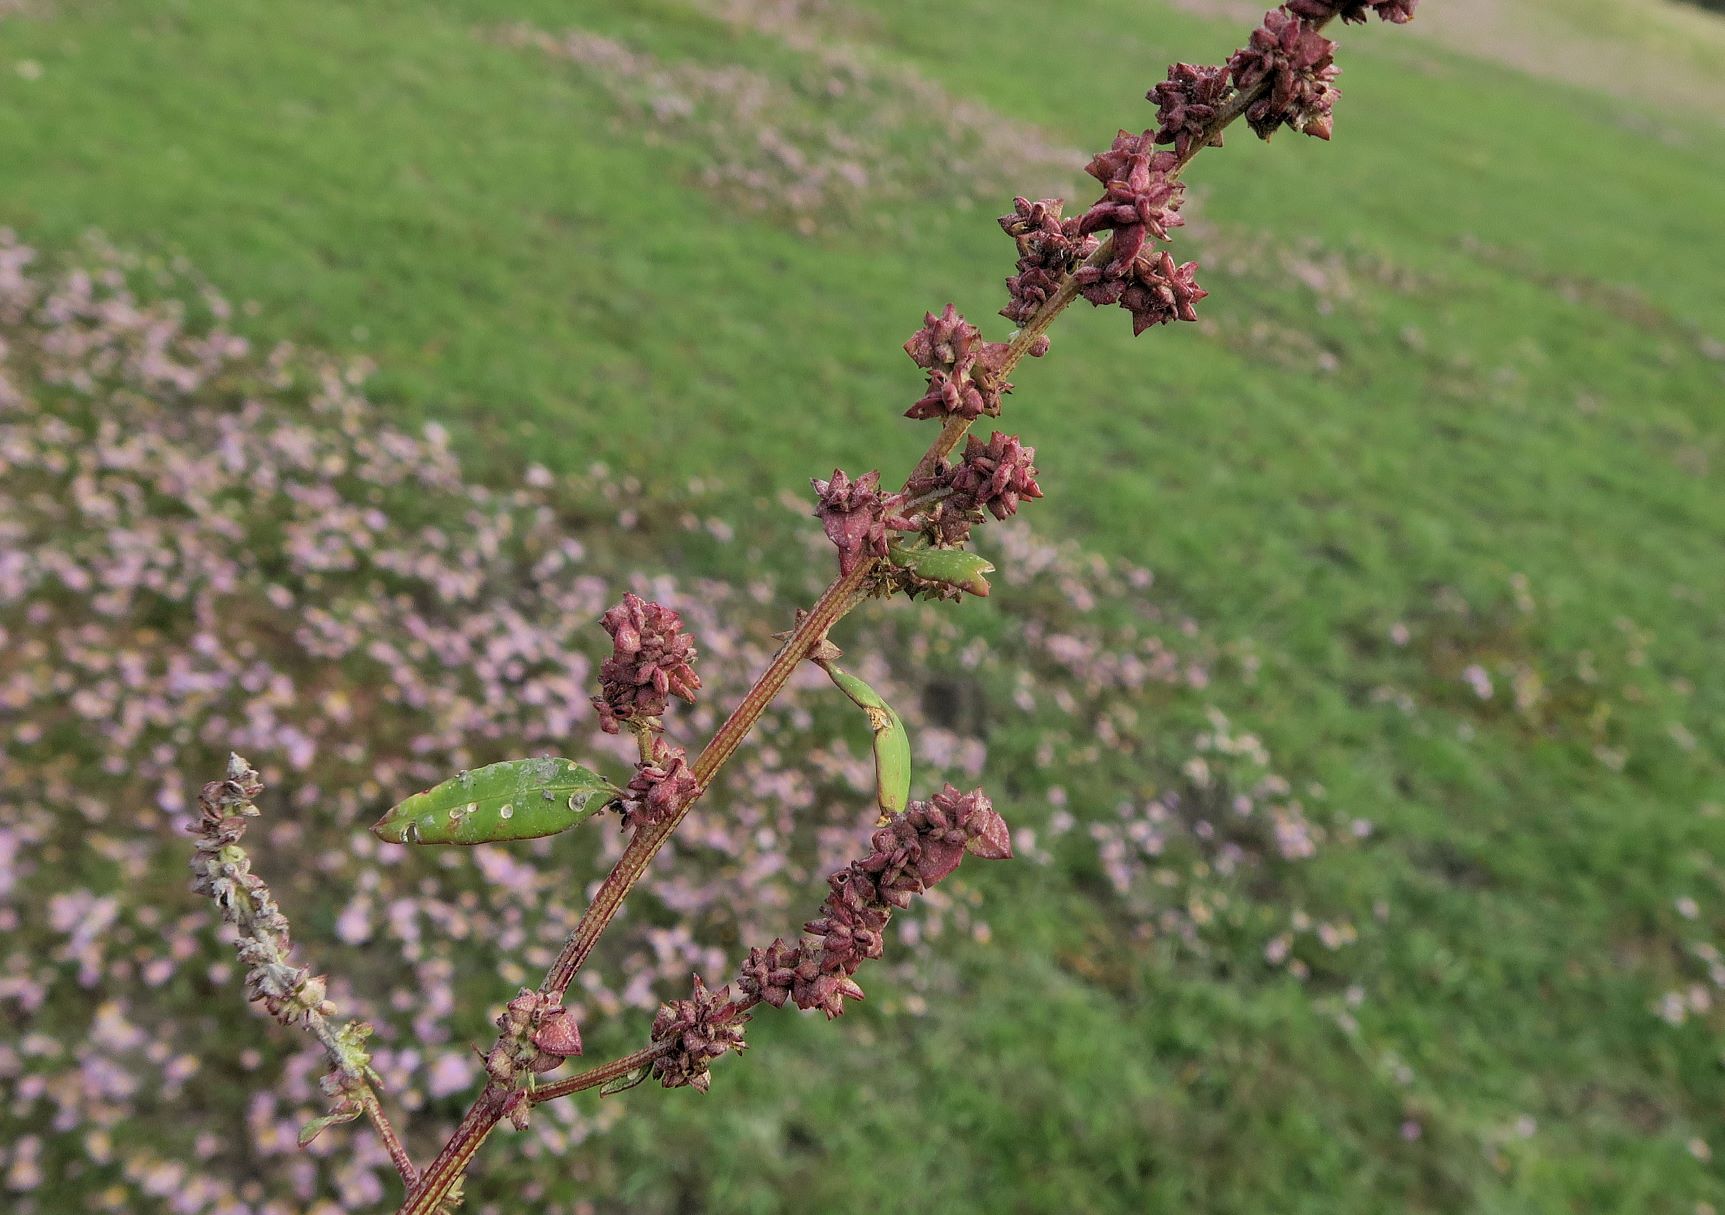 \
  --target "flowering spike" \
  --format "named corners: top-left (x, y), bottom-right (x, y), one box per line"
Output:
top-left (190, 757), bottom-right (406, 1175)
top-left (746, 784), bottom-right (1011, 1023)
